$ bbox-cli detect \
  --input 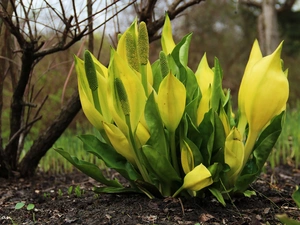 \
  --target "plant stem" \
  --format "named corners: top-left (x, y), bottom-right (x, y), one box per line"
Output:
top-left (170, 131), bottom-right (180, 175)
top-left (125, 115), bottom-right (151, 183)
top-left (92, 89), bottom-right (102, 114)
top-left (140, 64), bottom-right (148, 96)
top-left (242, 128), bottom-right (259, 168)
